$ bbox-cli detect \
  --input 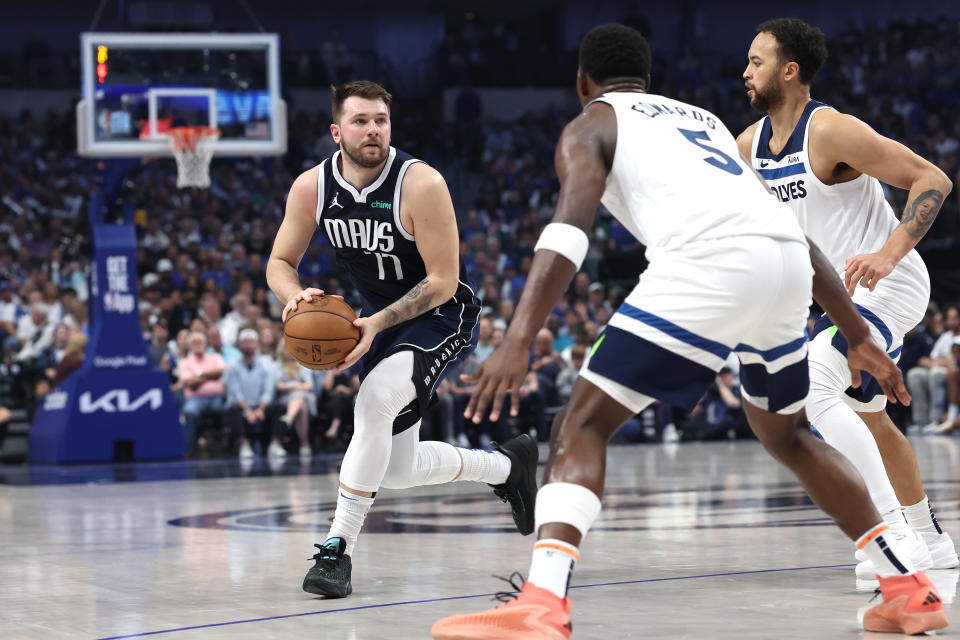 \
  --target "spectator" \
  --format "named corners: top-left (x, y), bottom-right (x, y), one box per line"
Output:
top-left (176, 330), bottom-right (225, 456)
top-left (15, 302), bottom-right (55, 365)
top-left (320, 366), bottom-right (358, 445)
top-left (683, 367), bottom-right (745, 441)
top-left (422, 378), bottom-right (458, 444)
top-left (473, 316), bottom-right (495, 363)
top-left (275, 348), bottom-right (317, 456)
top-left (446, 352), bottom-right (506, 446)
top-left (224, 329), bottom-right (281, 459)
top-left (52, 331), bottom-right (87, 387)
top-left (321, 28), bottom-right (355, 84)
top-left (556, 344), bottom-right (586, 404)
top-left (529, 327), bottom-right (565, 401)
top-left (259, 326), bottom-right (281, 363)
top-left (934, 338), bottom-right (960, 433)
top-left (908, 303), bottom-right (959, 428)
top-left (0, 281), bottom-right (19, 341)
top-left (206, 325), bottom-right (240, 365)
top-left (147, 319), bottom-right (169, 368)
top-left (219, 292), bottom-right (250, 346)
